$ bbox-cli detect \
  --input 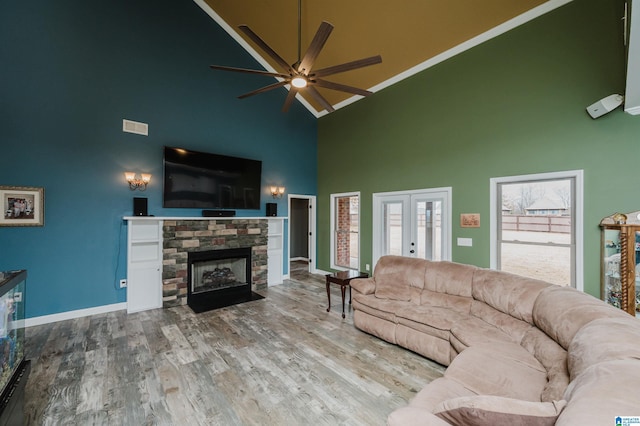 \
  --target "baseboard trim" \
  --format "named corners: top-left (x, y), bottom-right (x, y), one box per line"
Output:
top-left (25, 302), bottom-right (127, 328)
